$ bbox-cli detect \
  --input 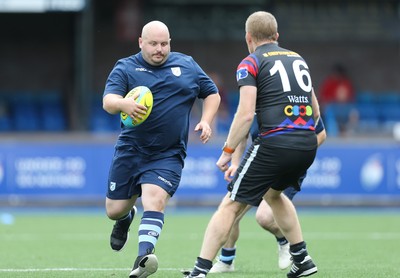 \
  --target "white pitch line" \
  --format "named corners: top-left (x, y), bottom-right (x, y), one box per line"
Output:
top-left (237, 232), bottom-right (400, 240)
top-left (0, 268), bottom-right (181, 272)
top-left (2, 232), bottom-right (399, 241)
